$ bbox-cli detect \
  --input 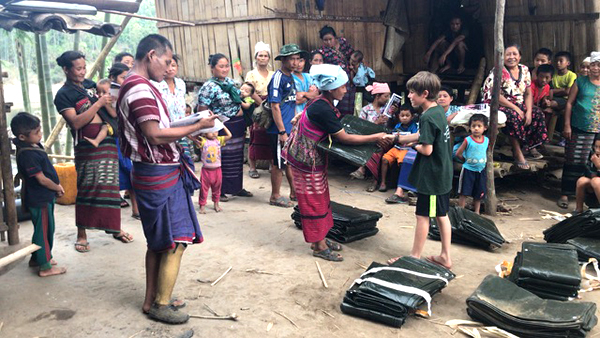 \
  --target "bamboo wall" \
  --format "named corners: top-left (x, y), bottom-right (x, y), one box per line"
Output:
top-left (154, 0), bottom-right (391, 82)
